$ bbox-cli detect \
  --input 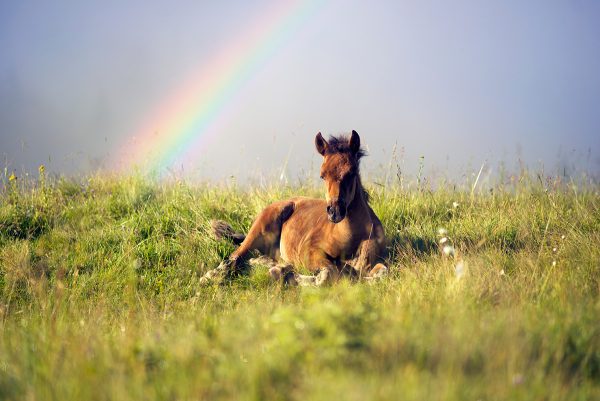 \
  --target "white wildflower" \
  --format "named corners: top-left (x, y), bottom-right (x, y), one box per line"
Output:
top-left (443, 245), bottom-right (455, 256)
top-left (439, 237), bottom-right (448, 244)
top-left (438, 228), bottom-right (447, 236)
top-left (452, 201), bottom-right (459, 208)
